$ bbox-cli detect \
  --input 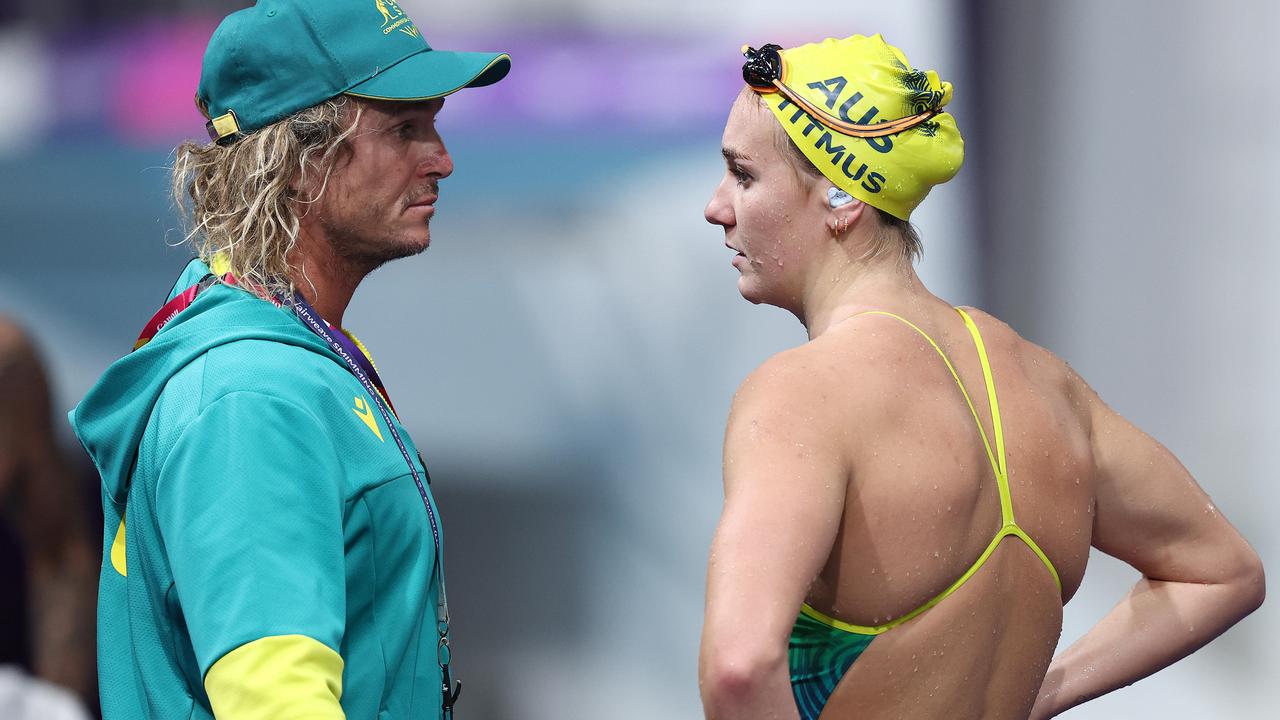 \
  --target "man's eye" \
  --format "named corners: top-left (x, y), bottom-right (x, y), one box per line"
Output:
top-left (396, 123), bottom-right (414, 138)
top-left (731, 167), bottom-right (751, 184)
